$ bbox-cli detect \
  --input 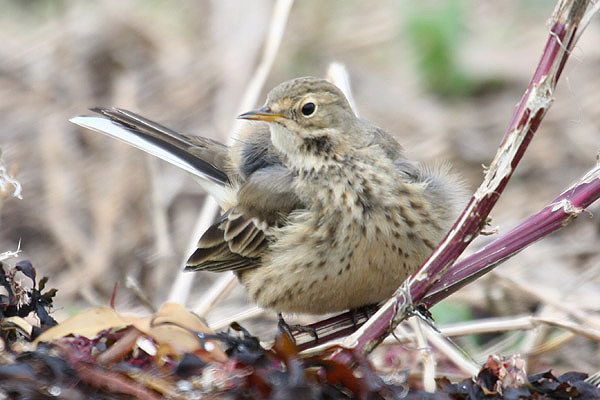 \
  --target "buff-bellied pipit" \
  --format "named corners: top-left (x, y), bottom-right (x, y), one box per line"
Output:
top-left (71, 77), bottom-right (465, 315)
